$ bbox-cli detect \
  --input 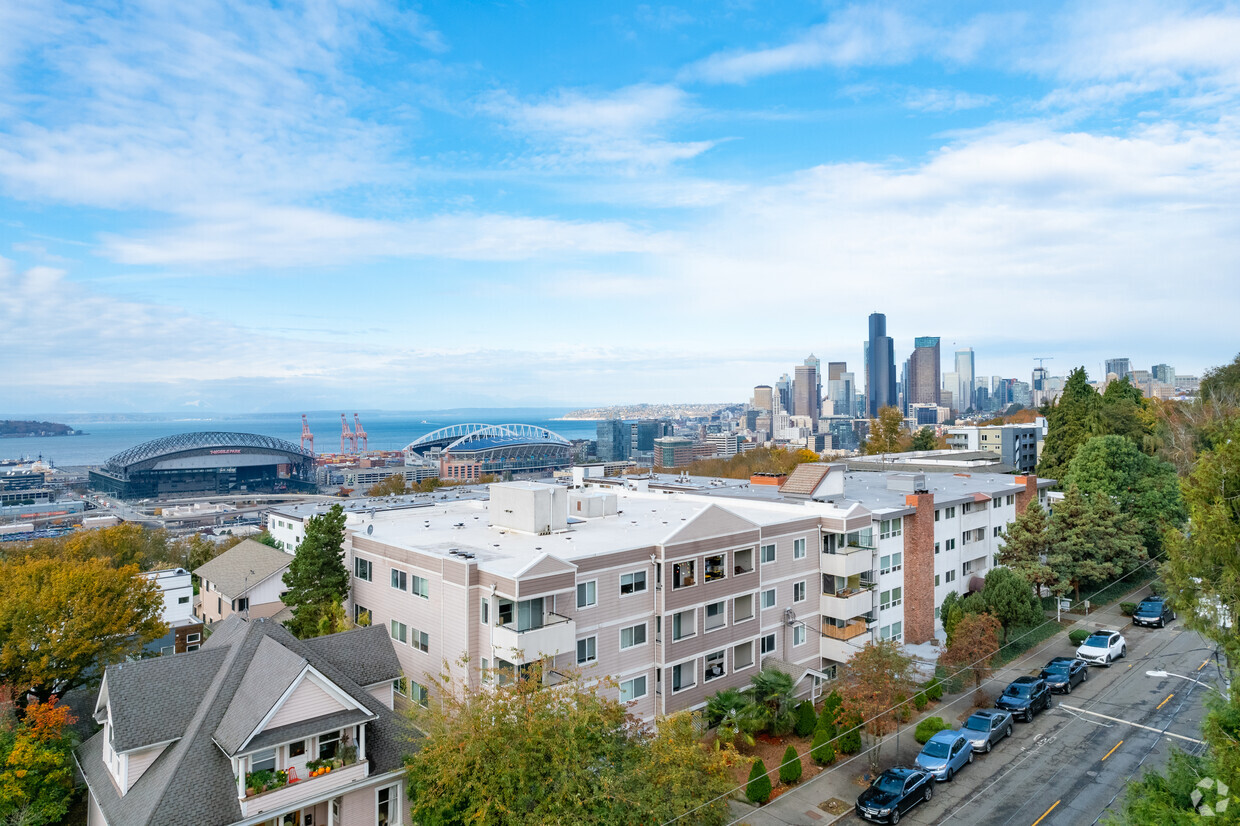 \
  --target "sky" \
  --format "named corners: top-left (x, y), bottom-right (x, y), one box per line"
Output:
top-left (1, 0), bottom-right (1237, 414)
